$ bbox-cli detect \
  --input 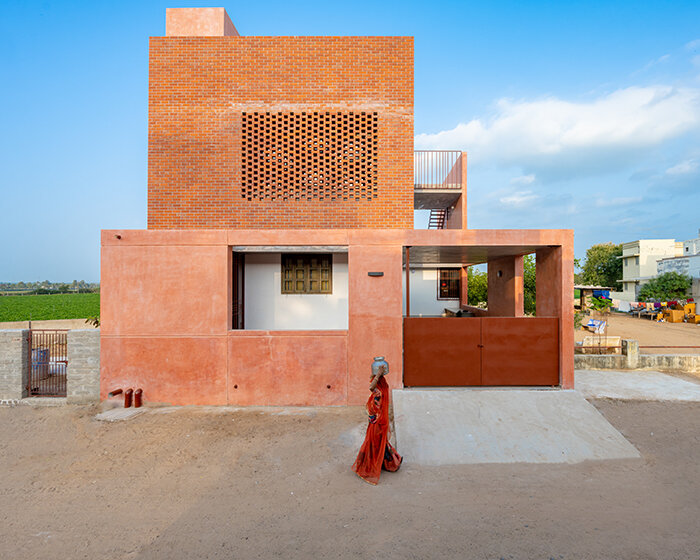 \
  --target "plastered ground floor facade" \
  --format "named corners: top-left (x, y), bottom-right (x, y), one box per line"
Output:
top-left (100, 228), bottom-right (573, 406)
